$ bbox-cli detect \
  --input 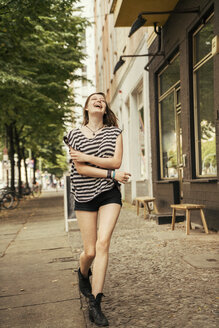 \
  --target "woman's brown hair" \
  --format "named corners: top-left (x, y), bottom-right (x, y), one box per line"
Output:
top-left (82, 92), bottom-right (118, 127)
